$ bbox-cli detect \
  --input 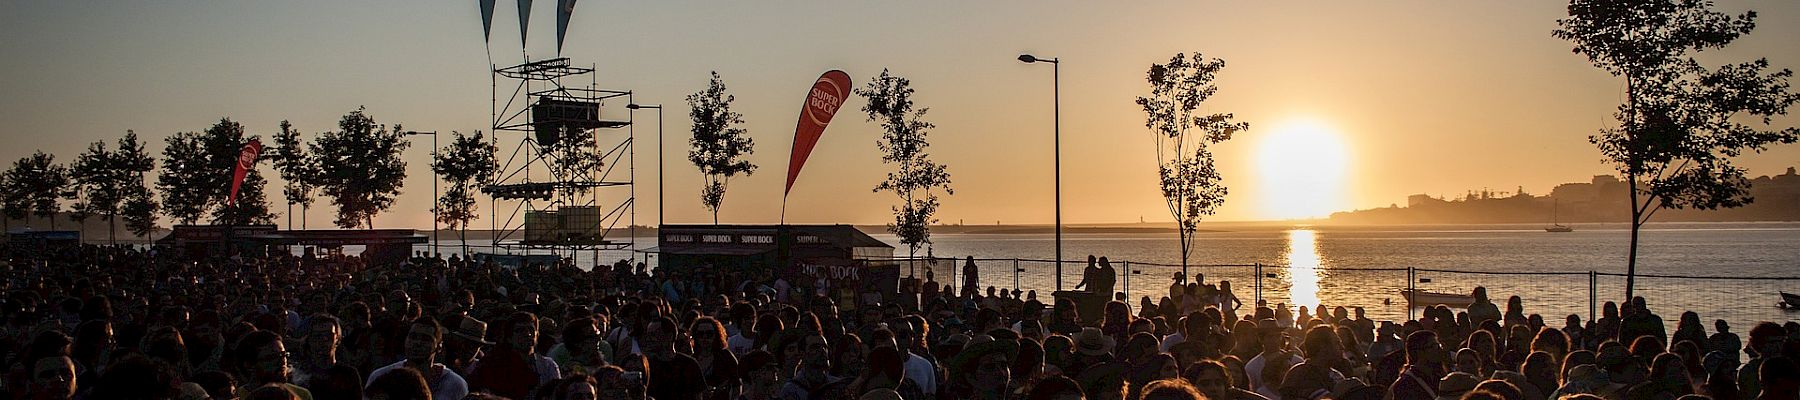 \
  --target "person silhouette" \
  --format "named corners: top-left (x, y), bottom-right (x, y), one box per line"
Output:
top-left (1075, 255), bottom-right (1099, 292)
top-left (962, 256), bottom-right (980, 294)
top-left (1095, 257), bottom-right (1117, 297)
